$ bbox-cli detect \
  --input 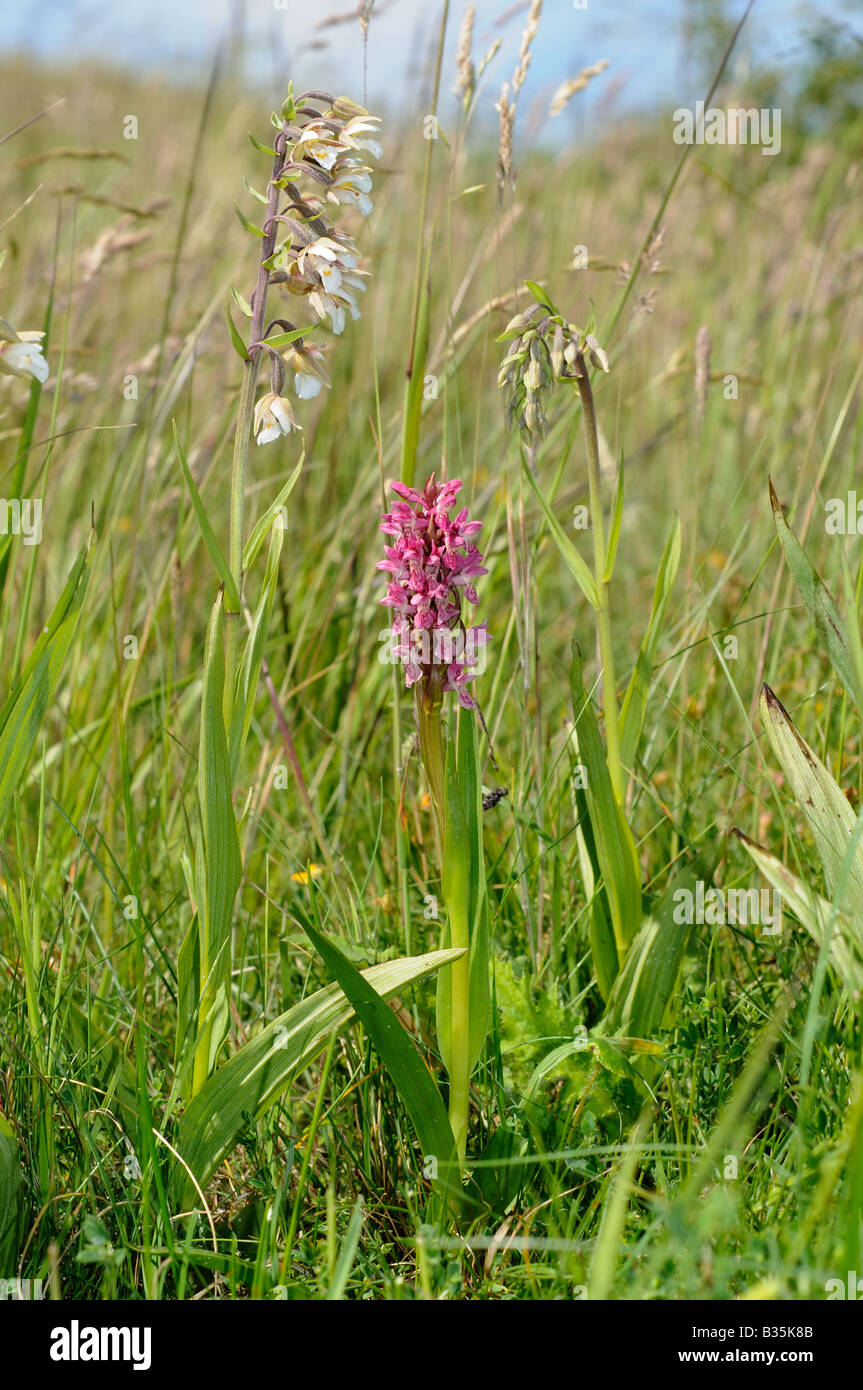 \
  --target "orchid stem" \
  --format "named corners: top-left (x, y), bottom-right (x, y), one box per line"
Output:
top-left (575, 354), bottom-right (624, 805)
top-left (225, 145), bottom-right (284, 726)
top-left (417, 688), bottom-right (470, 1167)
